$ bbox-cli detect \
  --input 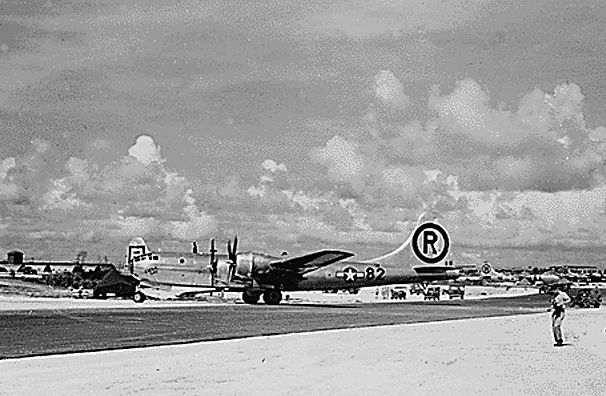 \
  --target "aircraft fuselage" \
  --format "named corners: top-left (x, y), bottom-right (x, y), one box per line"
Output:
top-left (132, 253), bottom-right (457, 295)
top-left (295, 261), bottom-right (456, 291)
